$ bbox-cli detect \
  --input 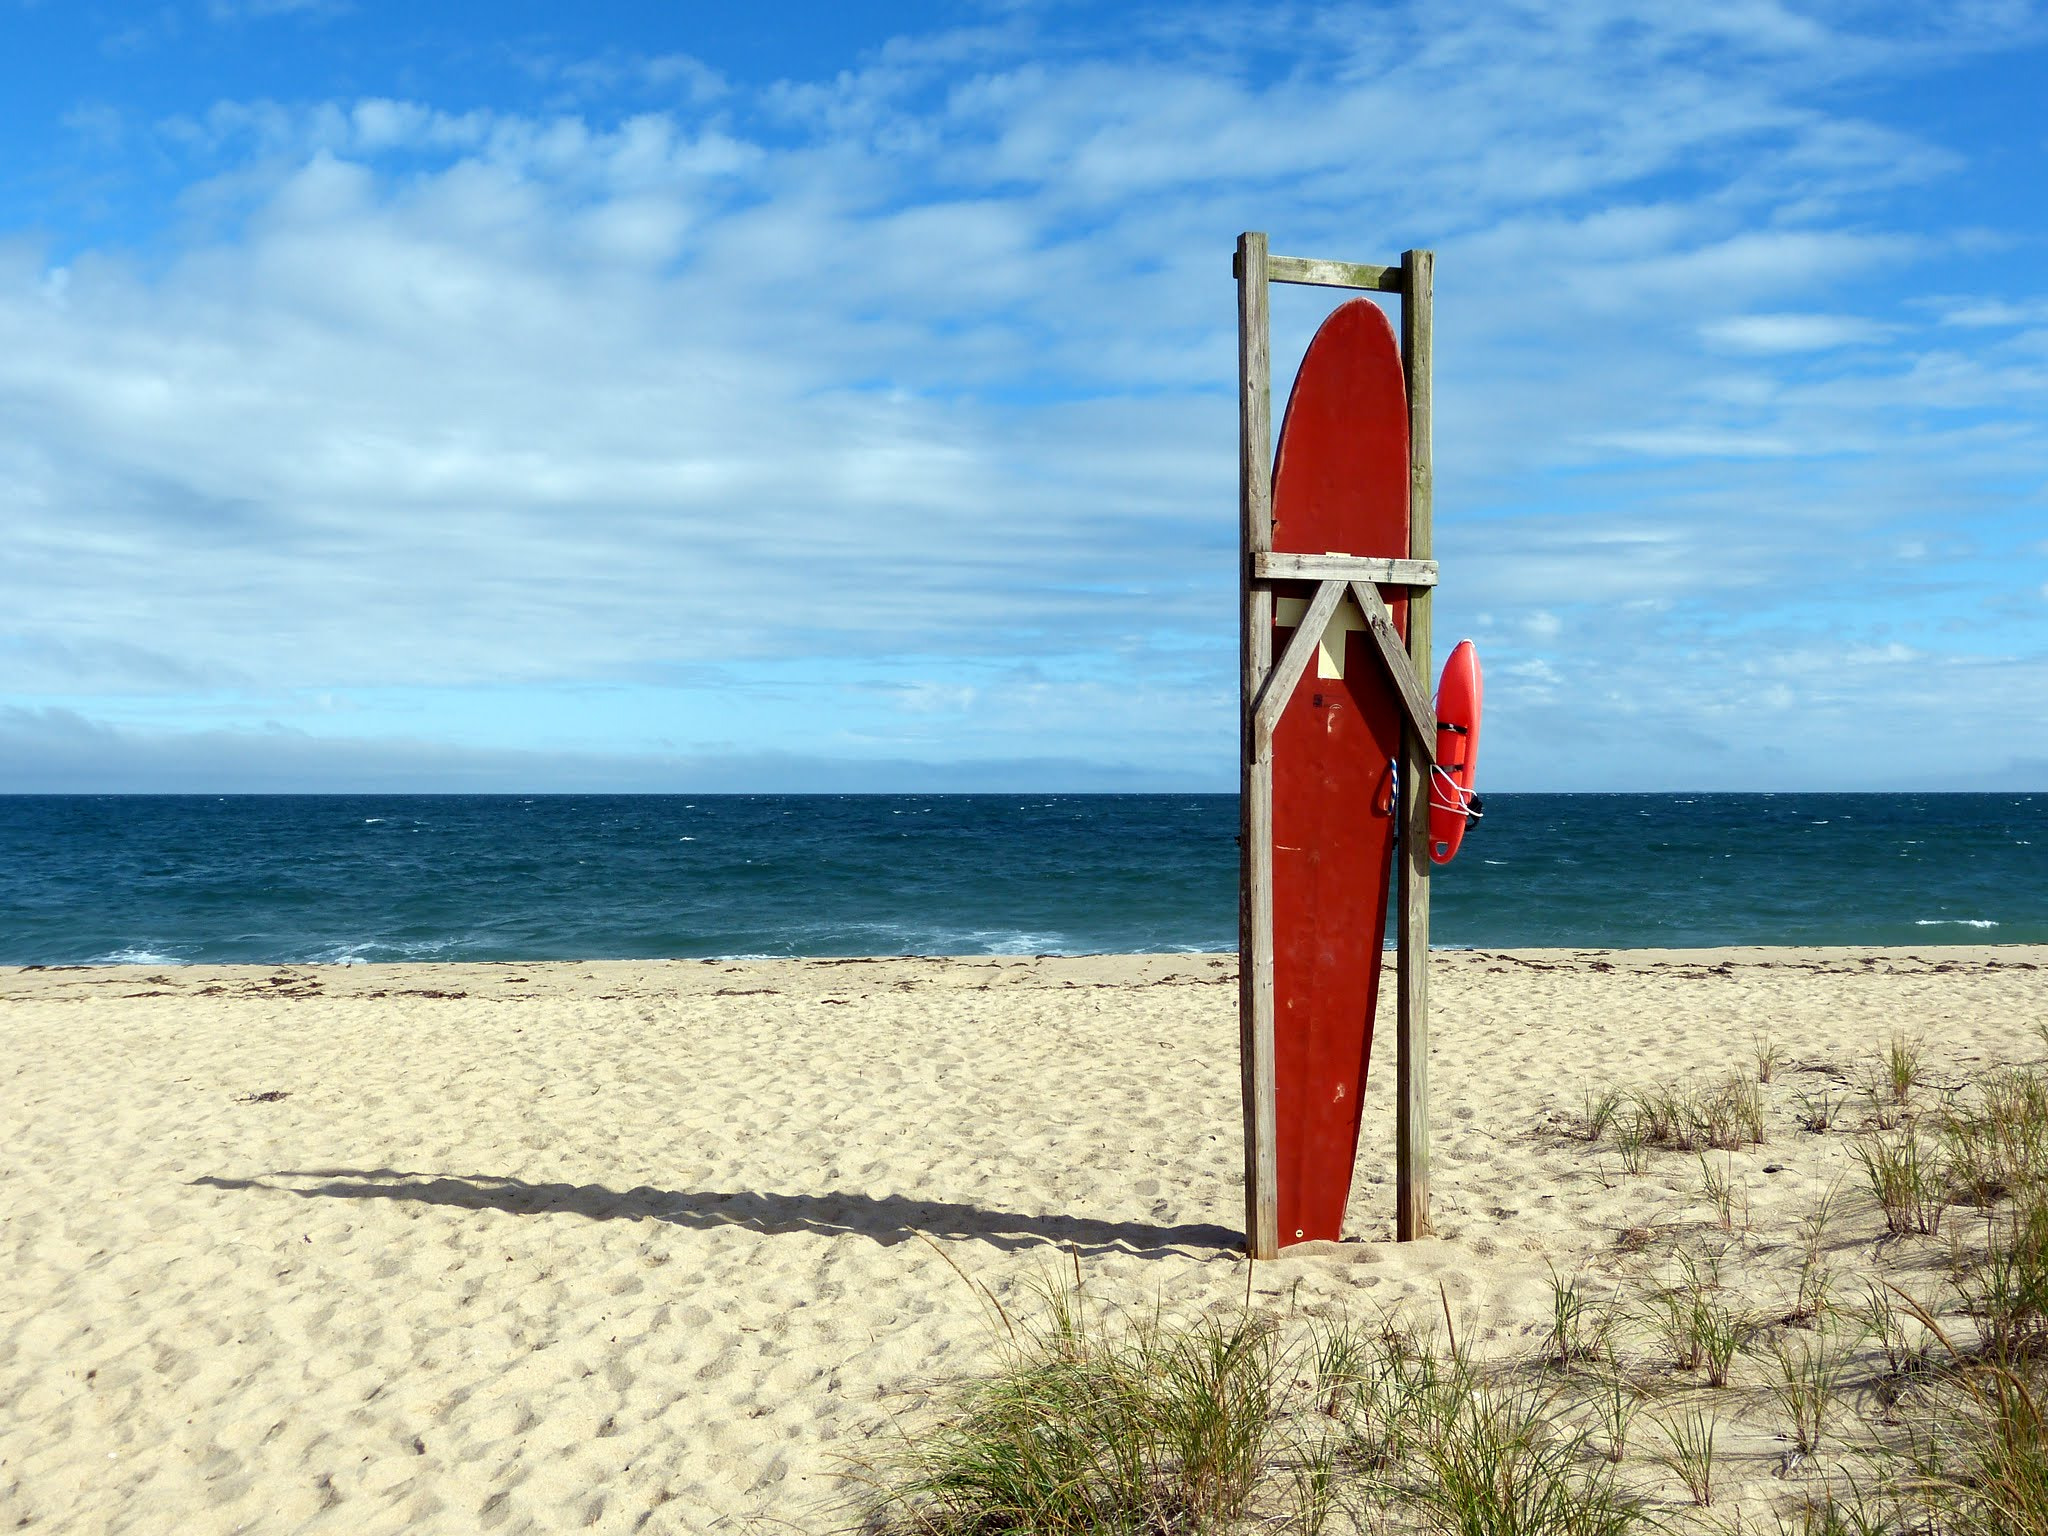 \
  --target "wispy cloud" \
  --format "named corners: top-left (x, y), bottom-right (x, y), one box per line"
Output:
top-left (205, 0), bottom-right (348, 20)
top-left (1700, 313), bottom-right (1896, 353)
